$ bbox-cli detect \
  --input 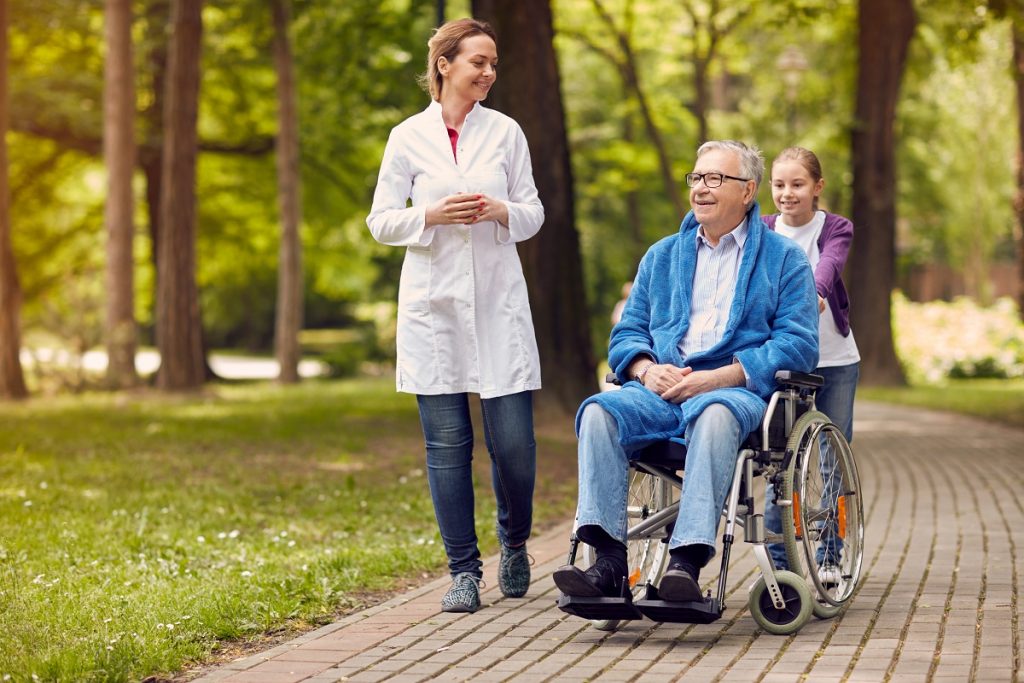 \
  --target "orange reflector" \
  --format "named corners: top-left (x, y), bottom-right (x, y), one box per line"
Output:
top-left (629, 568), bottom-right (641, 587)
top-left (837, 496), bottom-right (847, 539)
top-left (792, 492), bottom-right (802, 537)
